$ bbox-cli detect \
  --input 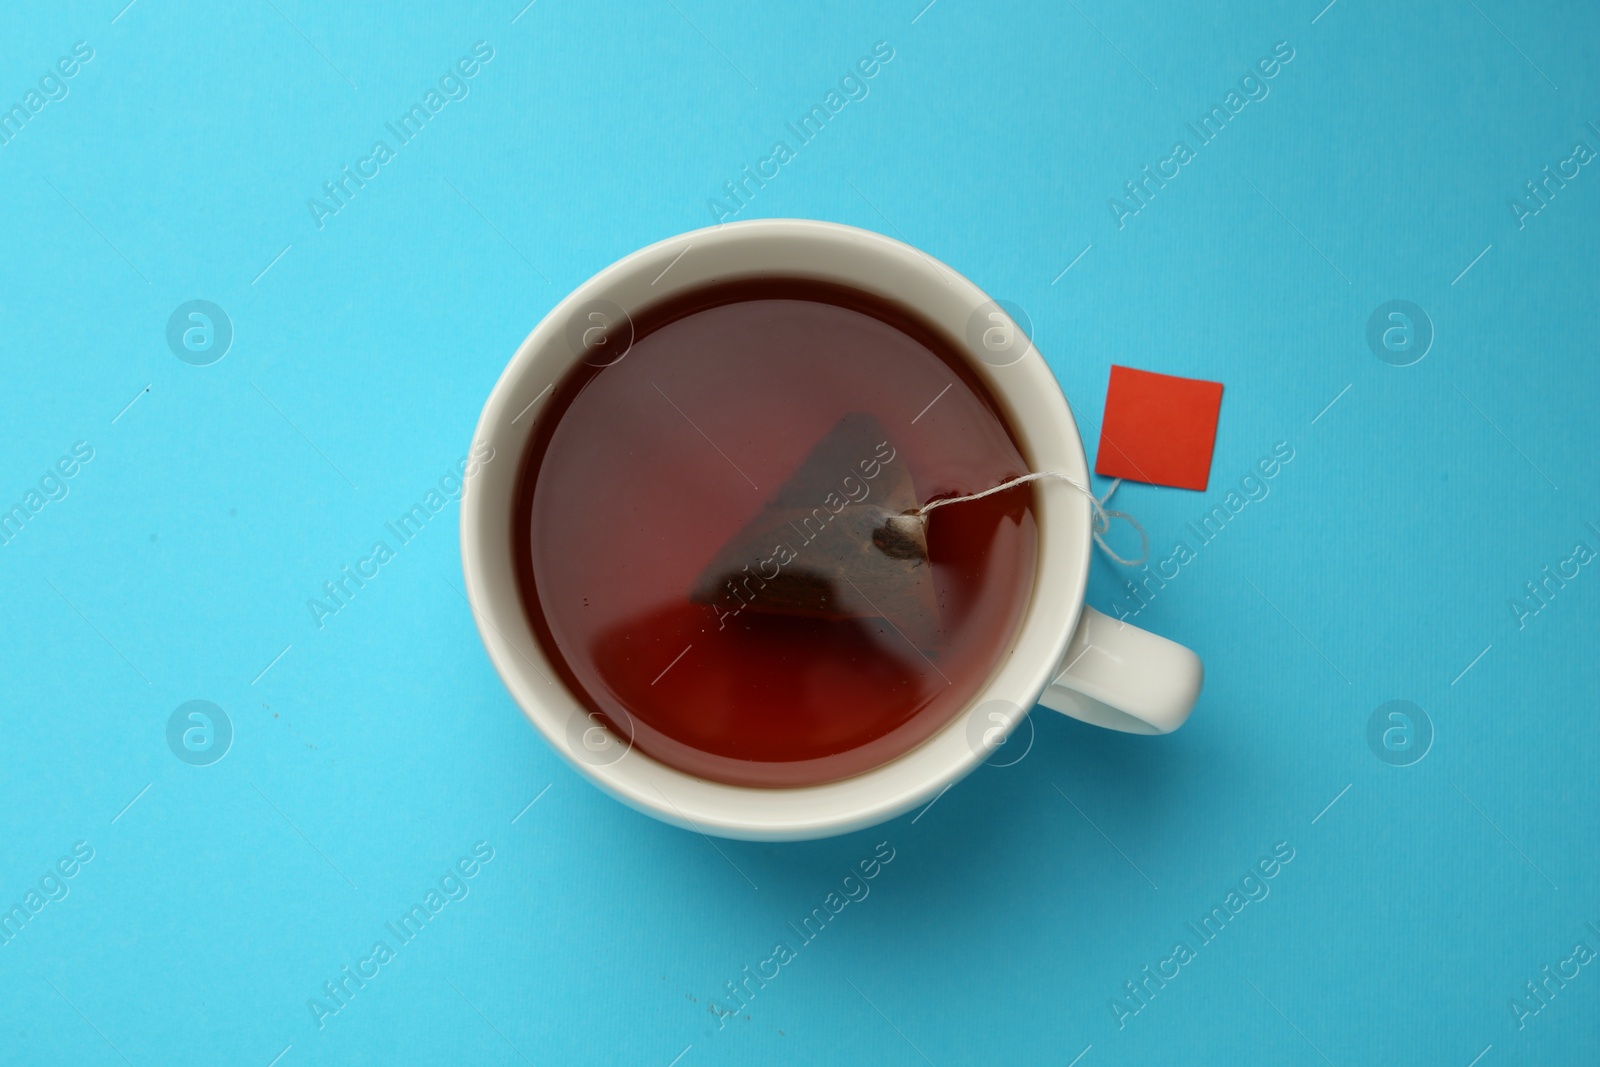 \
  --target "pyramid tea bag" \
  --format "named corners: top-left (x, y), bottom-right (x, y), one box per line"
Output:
top-left (690, 413), bottom-right (941, 649)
